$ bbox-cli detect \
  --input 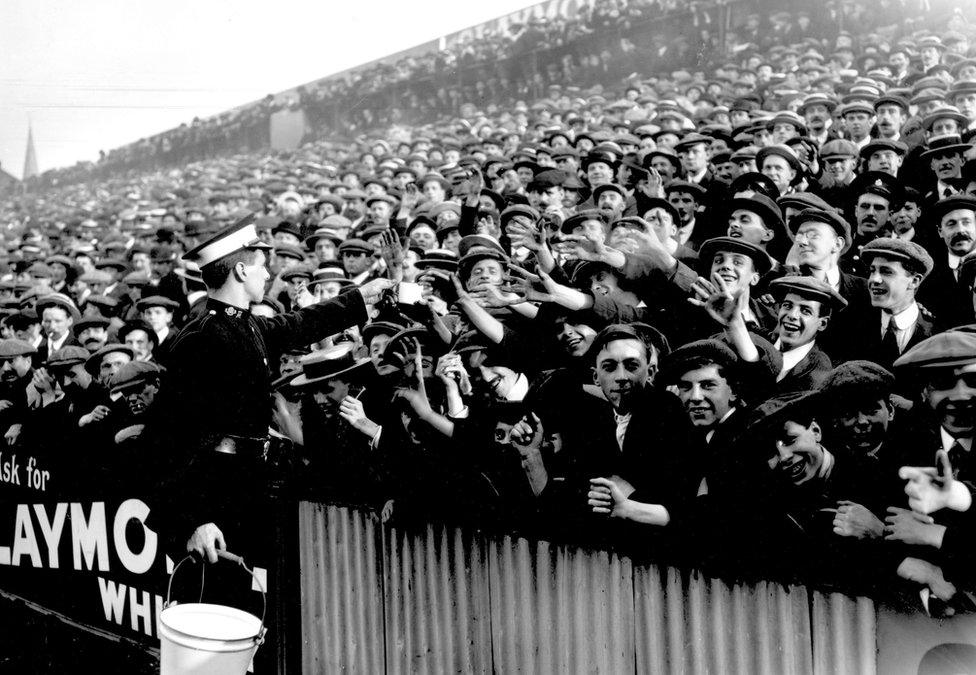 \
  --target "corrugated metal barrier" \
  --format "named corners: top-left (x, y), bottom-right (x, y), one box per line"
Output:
top-left (299, 502), bottom-right (878, 674)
